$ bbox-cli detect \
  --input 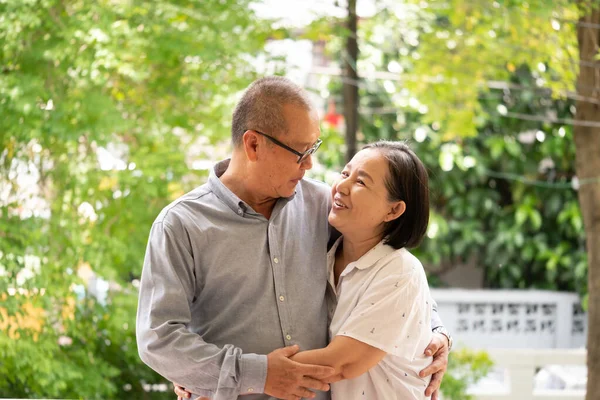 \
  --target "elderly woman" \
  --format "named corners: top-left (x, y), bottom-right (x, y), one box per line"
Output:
top-left (288, 141), bottom-right (436, 399)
